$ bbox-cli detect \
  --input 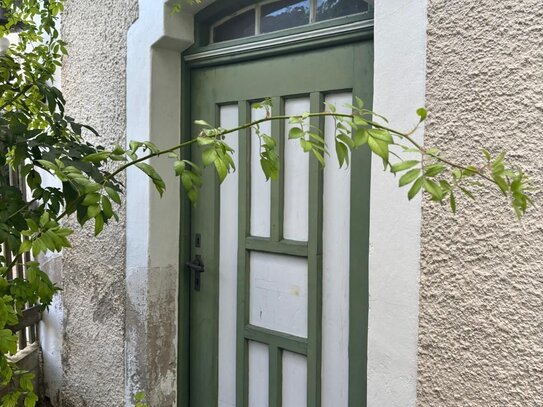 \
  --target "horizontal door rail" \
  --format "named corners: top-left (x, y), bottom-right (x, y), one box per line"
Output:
top-left (245, 237), bottom-right (308, 257)
top-left (244, 324), bottom-right (308, 355)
